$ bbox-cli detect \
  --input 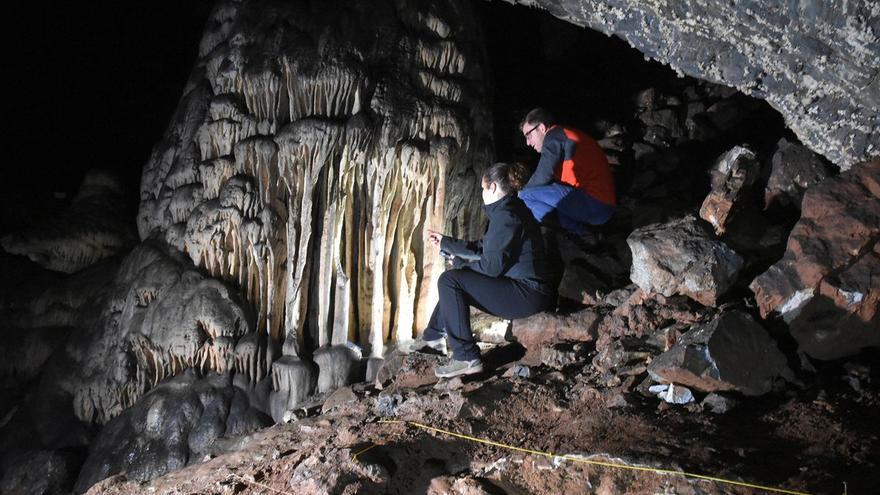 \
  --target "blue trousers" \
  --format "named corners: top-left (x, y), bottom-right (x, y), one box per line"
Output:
top-left (519, 183), bottom-right (614, 233)
top-left (423, 269), bottom-right (555, 361)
